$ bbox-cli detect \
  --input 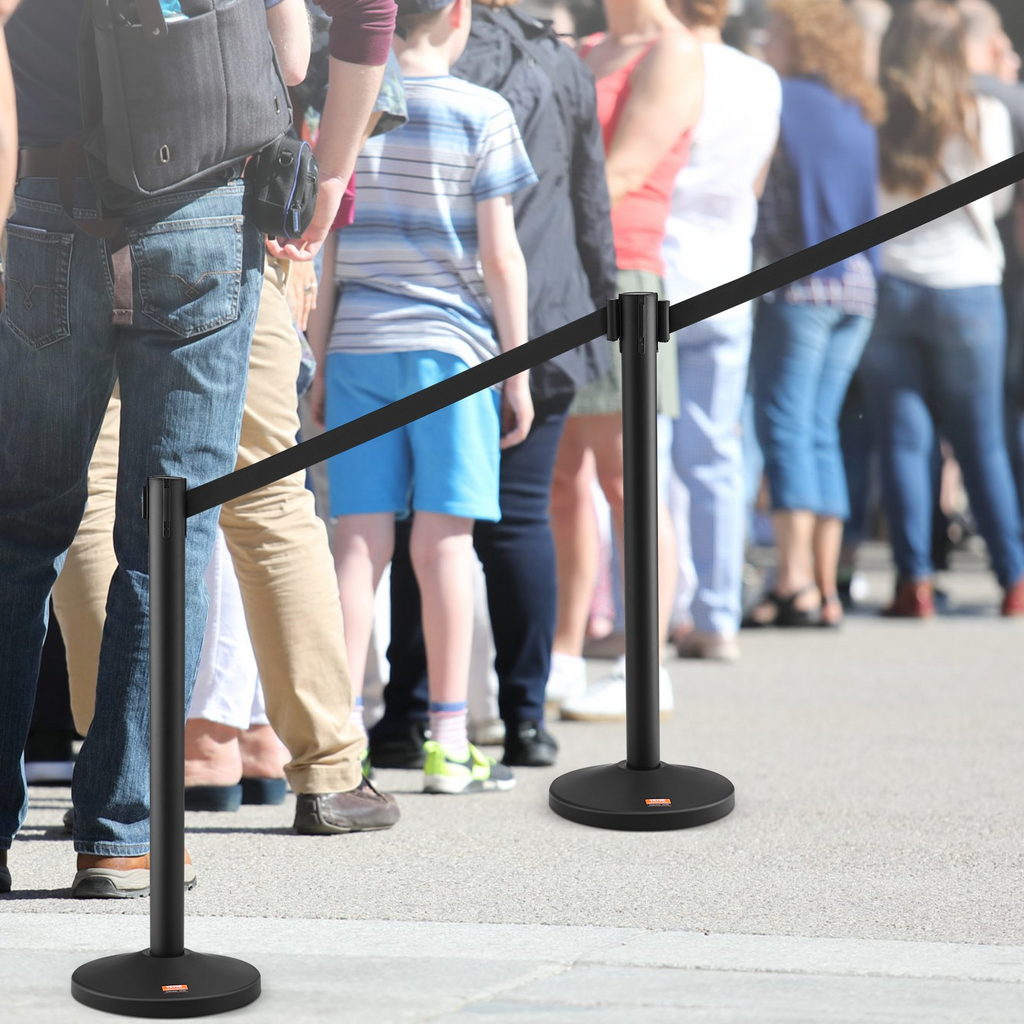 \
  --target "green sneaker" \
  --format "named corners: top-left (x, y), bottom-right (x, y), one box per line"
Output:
top-left (422, 741), bottom-right (516, 794)
top-left (361, 749), bottom-right (374, 781)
